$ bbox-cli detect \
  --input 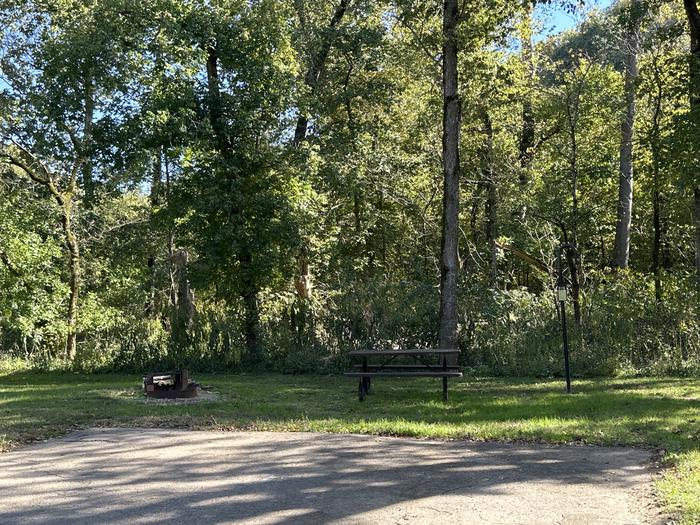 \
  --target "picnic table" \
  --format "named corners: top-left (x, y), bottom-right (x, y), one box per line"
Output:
top-left (344, 348), bottom-right (462, 401)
